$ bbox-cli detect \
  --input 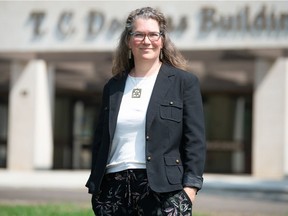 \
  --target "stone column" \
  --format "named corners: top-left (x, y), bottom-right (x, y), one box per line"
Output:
top-left (284, 59), bottom-right (288, 178)
top-left (7, 60), bottom-right (53, 170)
top-left (232, 97), bottom-right (245, 173)
top-left (253, 57), bottom-right (288, 179)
